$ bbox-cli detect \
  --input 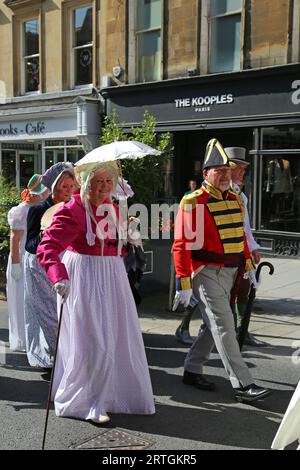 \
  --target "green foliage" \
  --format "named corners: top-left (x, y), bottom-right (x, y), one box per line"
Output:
top-left (100, 109), bottom-right (172, 207)
top-left (0, 173), bottom-right (20, 256)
